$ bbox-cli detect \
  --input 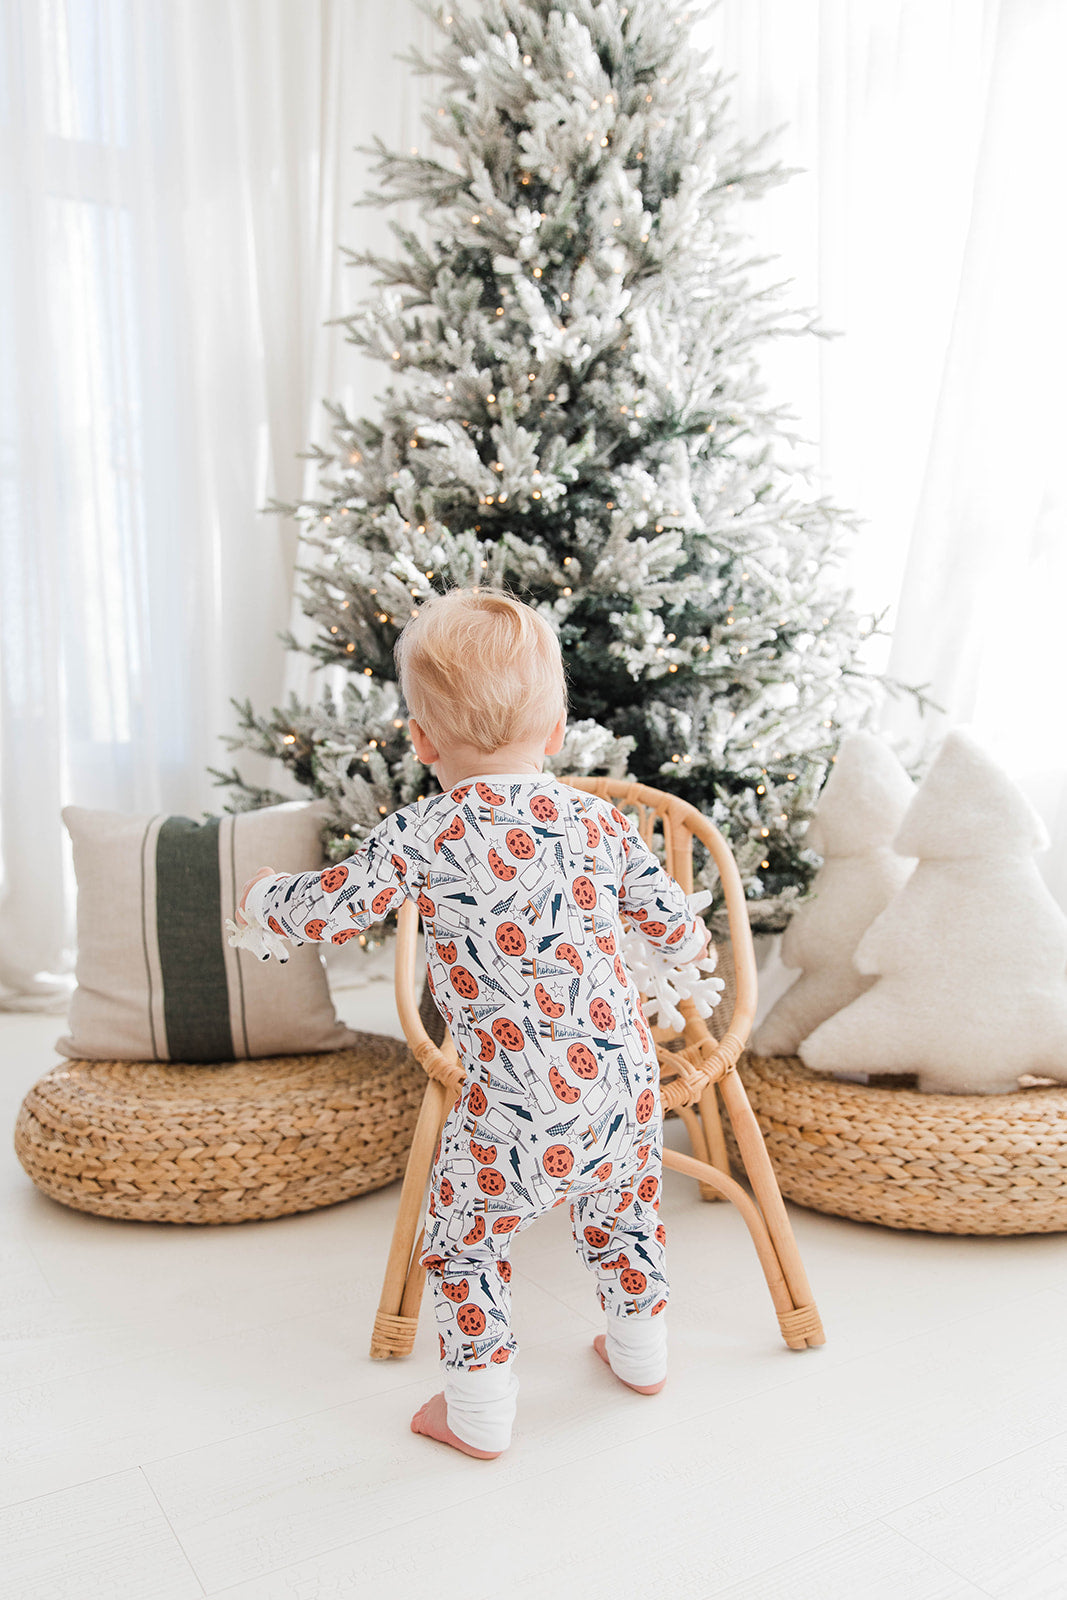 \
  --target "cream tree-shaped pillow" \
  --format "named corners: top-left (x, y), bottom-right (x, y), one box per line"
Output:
top-left (754, 734), bottom-right (915, 1057)
top-left (800, 729), bottom-right (1067, 1093)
